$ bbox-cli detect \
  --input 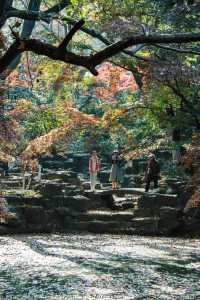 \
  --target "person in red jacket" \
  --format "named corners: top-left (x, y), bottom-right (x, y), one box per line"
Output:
top-left (89, 150), bottom-right (100, 192)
